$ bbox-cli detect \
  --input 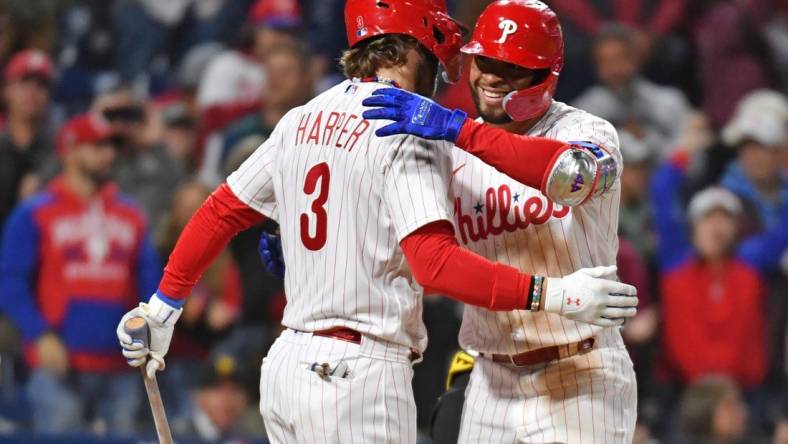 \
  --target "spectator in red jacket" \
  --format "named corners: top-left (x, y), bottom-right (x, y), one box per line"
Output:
top-left (0, 113), bottom-right (161, 434)
top-left (659, 187), bottom-right (766, 389)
